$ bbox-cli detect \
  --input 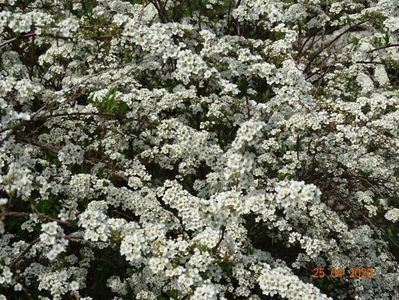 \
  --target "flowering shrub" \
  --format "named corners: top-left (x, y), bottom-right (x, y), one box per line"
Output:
top-left (1, 0), bottom-right (399, 299)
